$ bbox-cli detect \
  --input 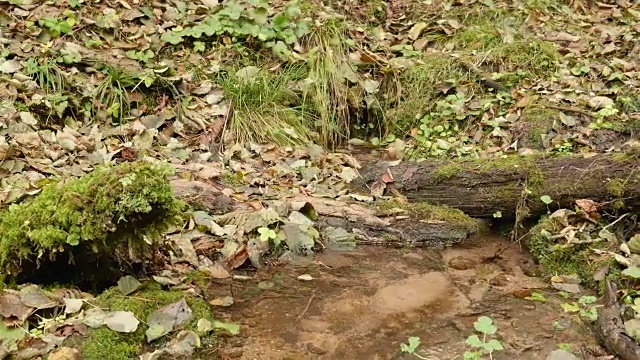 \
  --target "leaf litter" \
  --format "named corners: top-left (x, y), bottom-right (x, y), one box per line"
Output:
top-left (0, 0), bottom-right (639, 358)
